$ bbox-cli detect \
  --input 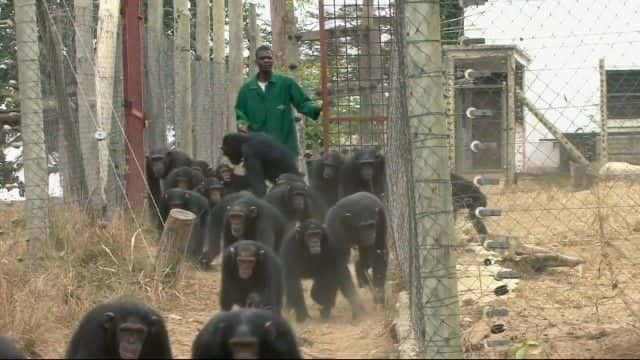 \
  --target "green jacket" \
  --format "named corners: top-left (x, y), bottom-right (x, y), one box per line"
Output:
top-left (235, 73), bottom-right (321, 156)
